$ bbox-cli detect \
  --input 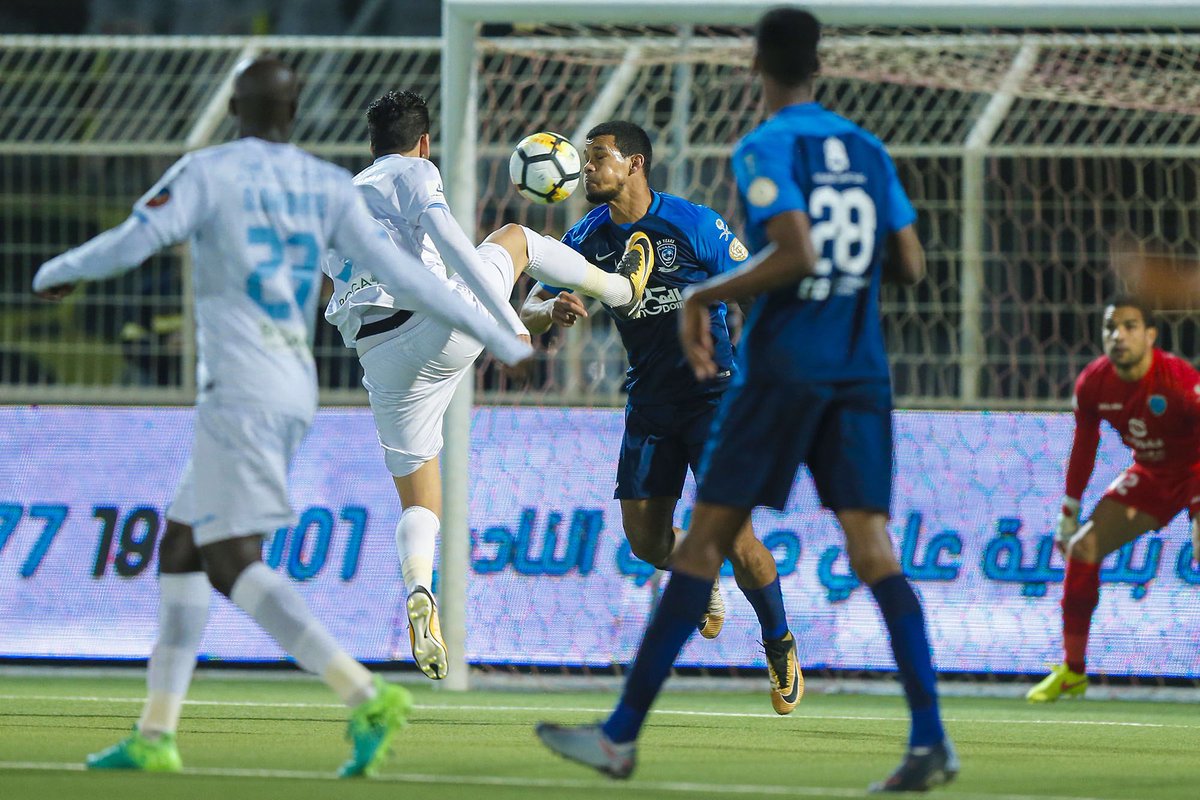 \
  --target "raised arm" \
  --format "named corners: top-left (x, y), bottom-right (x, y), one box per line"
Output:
top-left (33, 218), bottom-right (164, 298)
top-left (34, 156), bottom-right (204, 298)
